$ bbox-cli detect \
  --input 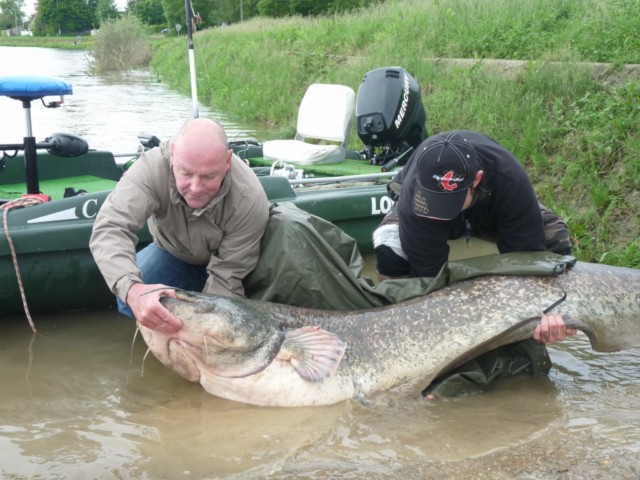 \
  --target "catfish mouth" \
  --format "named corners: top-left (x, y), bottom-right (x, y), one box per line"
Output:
top-left (137, 326), bottom-right (202, 383)
top-left (160, 291), bottom-right (290, 379)
top-left (172, 327), bottom-right (287, 380)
